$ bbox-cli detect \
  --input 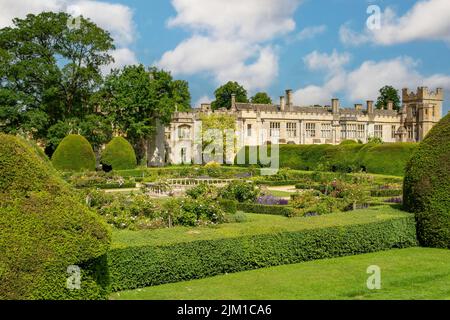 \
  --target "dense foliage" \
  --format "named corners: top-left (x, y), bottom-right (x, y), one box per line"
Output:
top-left (237, 143), bottom-right (417, 176)
top-left (250, 92), bottom-right (272, 104)
top-left (101, 137), bottom-right (137, 170)
top-left (0, 12), bottom-right (114, 148)
top-left (99, 65), bottom-right (190, 162)
top-left (0, 134), bottom-right (110, 299)
top-left (211, 81), bottom-right (248, 110)
top-left (375, 85), bottom-right (401, 111)
top-left (107, 211), bottom-right (416, 291)
top-left (51, 134), bottom-right (96, 172)
top-left (404, 113), bottom-right (450, 249)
